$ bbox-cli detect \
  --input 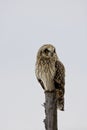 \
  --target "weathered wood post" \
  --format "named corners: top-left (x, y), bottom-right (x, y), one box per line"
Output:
top-left (44, 90), bottom-right (58, 130)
